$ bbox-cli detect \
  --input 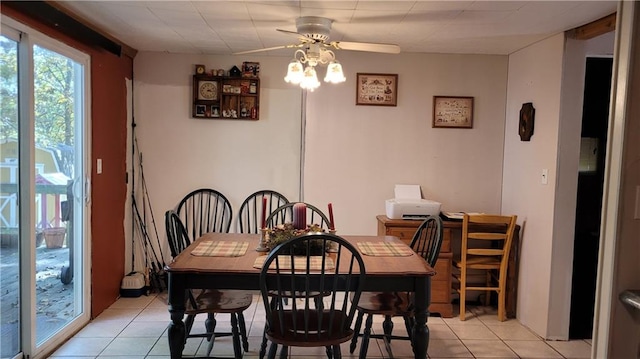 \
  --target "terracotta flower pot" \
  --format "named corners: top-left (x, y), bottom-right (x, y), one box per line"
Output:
top-left (43, 227), bottom-right (66, 249)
